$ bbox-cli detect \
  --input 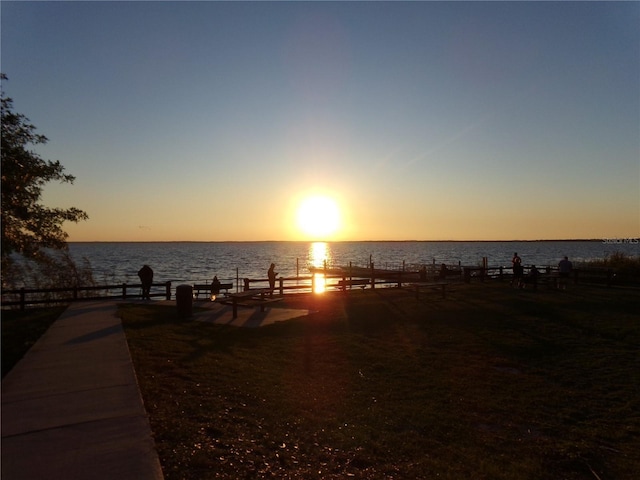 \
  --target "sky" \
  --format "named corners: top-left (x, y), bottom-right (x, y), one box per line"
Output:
top-left (2, 0), bottom-right (638, 242)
